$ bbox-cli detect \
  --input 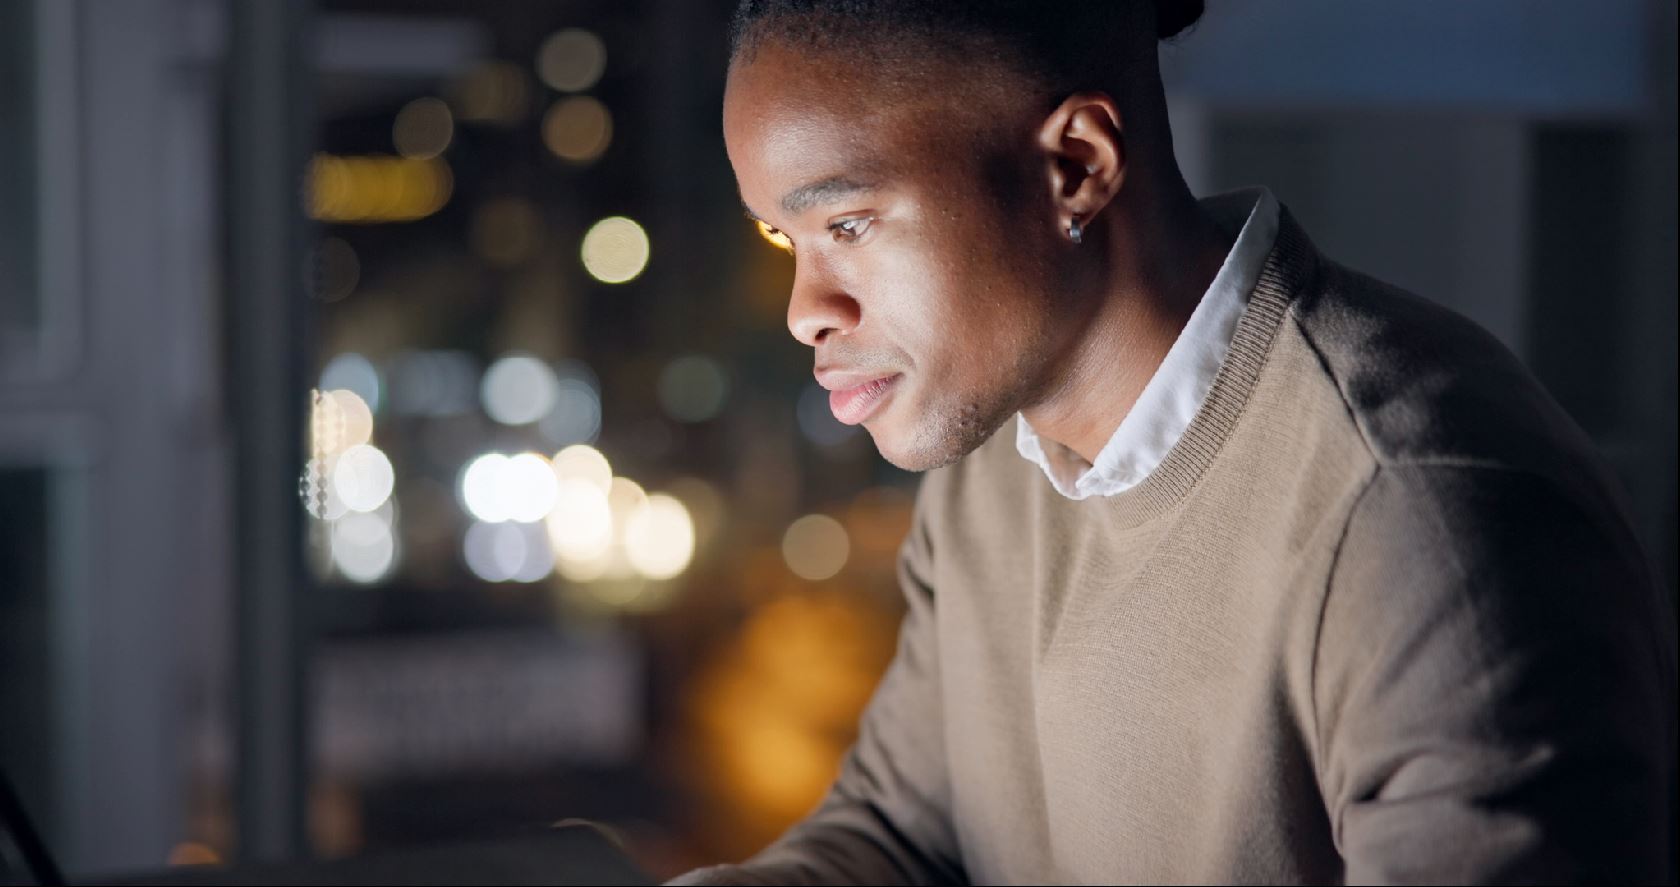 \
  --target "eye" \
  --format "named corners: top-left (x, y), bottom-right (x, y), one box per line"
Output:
top-left (755, 219), bottom-right (794, 254)
top-left (828, 216), bottom-right (875, 244)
